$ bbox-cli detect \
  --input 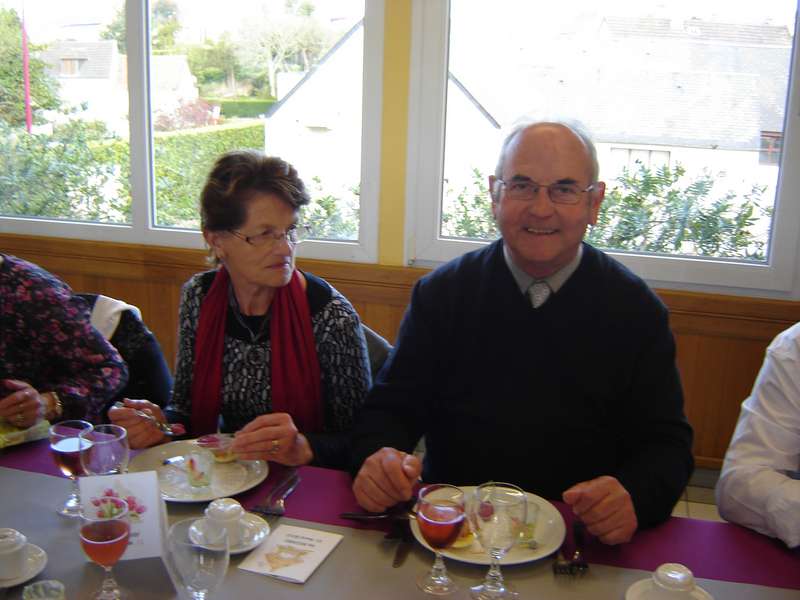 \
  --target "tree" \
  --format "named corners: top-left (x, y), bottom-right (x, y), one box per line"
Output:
top-left (441, 168), bottom-right (497, 240)
top-left (101, 7), bottom-right (127, 54)
top-left (0, 9), bottom-right (59, 127)
top-left (151, 0), bottom-right (180, 54)
top-left (187, 36), bottom-right (241, 91)
top-left (237, 4), bottom-right (331, 98)
top-left (441, 162), bottom-right (770, 260)
top-left (301, 176), bottom-right (359, 240)
top-left (102, 0), bottom-right (181, 55)
top-left (0, 119), bottom-right (130, 222)
top-left (586, 162), bottom-right (770, 260)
